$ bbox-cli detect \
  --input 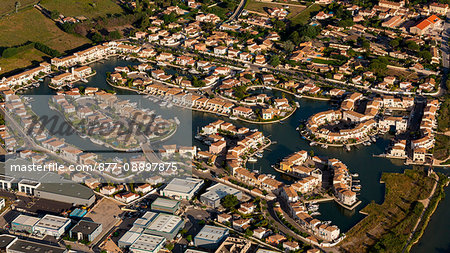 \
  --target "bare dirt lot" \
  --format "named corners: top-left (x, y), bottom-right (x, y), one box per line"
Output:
top-left (85, 197), bottom-right (123, 245)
